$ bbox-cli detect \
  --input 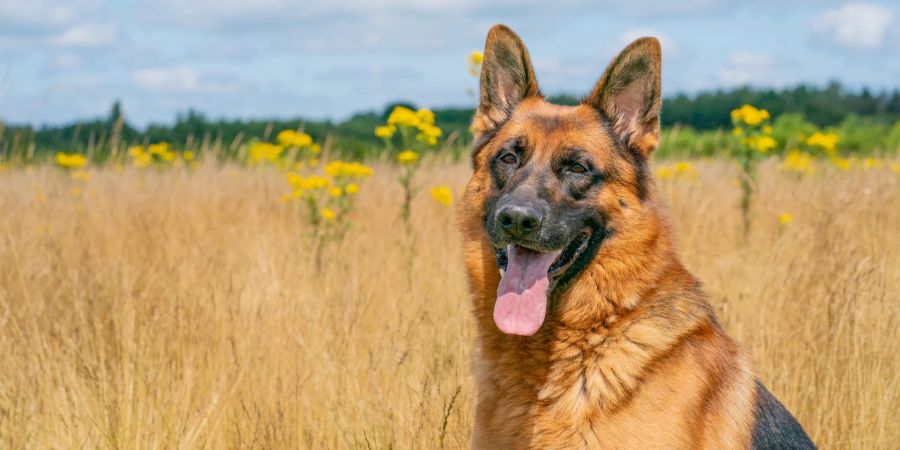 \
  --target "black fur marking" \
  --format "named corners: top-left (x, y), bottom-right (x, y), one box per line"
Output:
top-left (550, 221), bottom-right (609, 299)
top-left (551, 148), bottom-right (604, 201)
top-left (603, 57), bottom-right (649, 95)
top-left (628, 149), bottom-right (649, 201)
top-left (642, 80), bottom-right (660, 119)
top-left (470, 128), bottom-right (499, 170)
top-left (593, 106), bottom-right (651, 201)
top-left (751, 380), bottom-right (816, 449)
top-left (599, 114), bottom-right (649, 201)
top-left (571, 171), bottom-right (604, 201)
top-left (496, 246), bottom-right (508, 271)
top-left (489, 138), bottom-right (529, 190)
